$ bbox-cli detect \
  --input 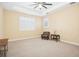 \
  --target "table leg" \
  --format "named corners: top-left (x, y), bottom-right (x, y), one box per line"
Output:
top-left (4, 46), bottom-right (7, 57)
